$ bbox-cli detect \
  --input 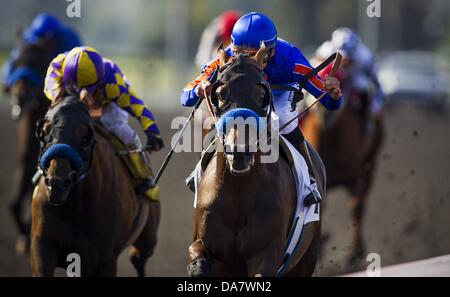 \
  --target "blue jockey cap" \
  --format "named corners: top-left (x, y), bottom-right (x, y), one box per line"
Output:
top-left (231, 12), bottom-right (277, 50)
top-left (331, 27), bottom-right (360, 59)
top-left (23, 13), bottom-right (60, 44)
